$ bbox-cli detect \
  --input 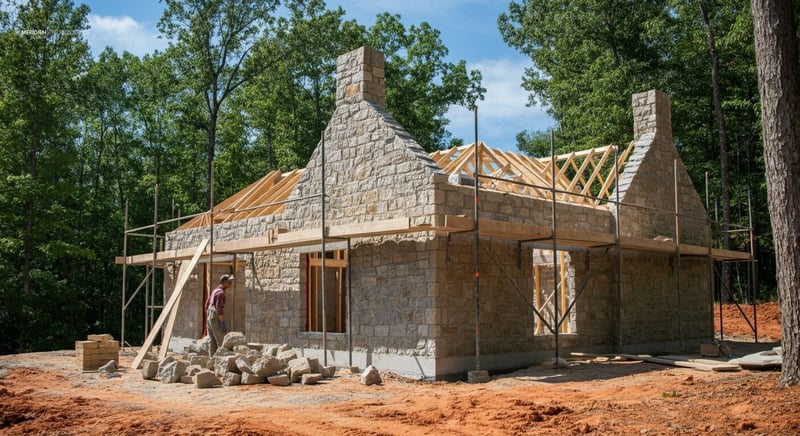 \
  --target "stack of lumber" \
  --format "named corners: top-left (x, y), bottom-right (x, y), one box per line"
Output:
top-left (76, 334), bottom-right (120, 371)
